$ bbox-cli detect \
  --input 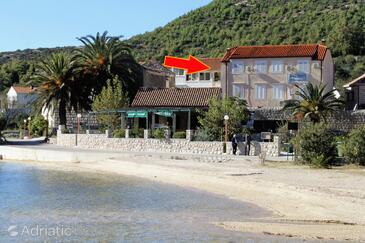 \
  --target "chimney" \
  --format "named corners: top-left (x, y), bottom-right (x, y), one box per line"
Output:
top-left (320, 39), bottom-right (326, 46)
